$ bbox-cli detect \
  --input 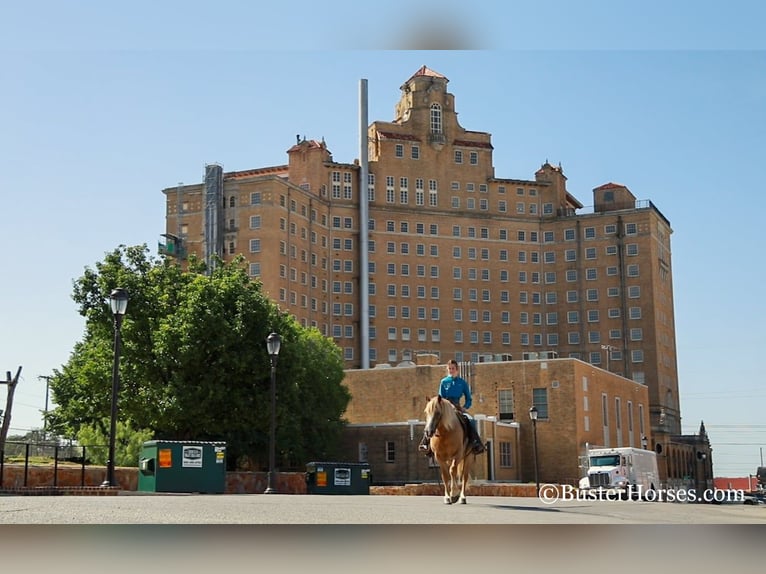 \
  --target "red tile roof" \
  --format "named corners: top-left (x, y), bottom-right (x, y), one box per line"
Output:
top-left (453, 139), bottom-right (493, 149)
top-left (593, 182), bottom-right (626, 191)
top-left (377, 131), bottom-right (422, 142)
top-left (224, 165), bottom-right (288, 180)
top-left (407, 65), bottom-right (448, 82)
top-left (287, 139), bottom-right (327, 153)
